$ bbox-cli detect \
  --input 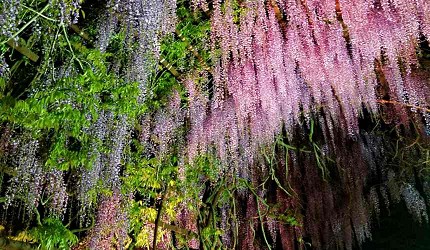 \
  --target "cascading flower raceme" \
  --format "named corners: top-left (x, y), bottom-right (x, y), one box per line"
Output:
top-left (153, 90), bottom-right (185, 157)
top-left (5, 139), bottom-right (43, 211)
top-left (187, 0), bottom-right (430, 168)
top-left (73, 0), bottom-right (178, 225)
top-left (181, 1), bottom-right (430, 249)
top-left (87, 190), bottom-right (129, 250)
